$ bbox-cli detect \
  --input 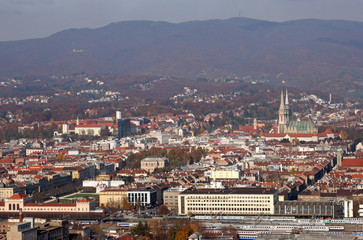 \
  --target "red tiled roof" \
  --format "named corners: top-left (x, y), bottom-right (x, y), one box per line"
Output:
top-left (9, 193), bottom-right (29, 199)
top-left (25, 203), bottom-right (76, 207)
top-left (343, 158), bottom-right (363, 167)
